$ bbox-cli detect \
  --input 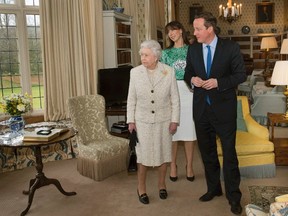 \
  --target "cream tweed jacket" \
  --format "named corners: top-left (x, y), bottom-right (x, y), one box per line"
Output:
top-left (126, 62), bottom-right (180, 124)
